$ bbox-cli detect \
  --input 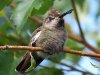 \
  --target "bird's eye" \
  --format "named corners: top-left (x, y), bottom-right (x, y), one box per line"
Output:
top-left (48, 16), bottom-right (55, 21)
